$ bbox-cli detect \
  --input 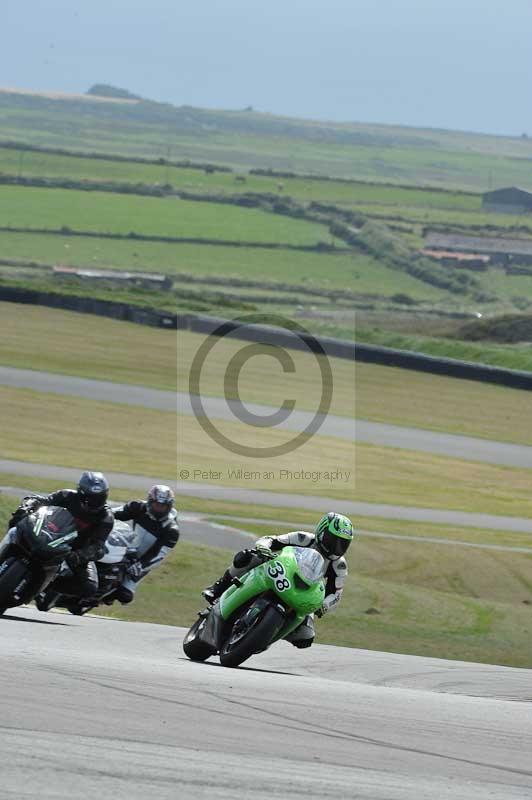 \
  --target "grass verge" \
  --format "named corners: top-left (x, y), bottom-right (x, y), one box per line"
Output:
top-left (0, 386), bottom-right (355, 501)
top-left (6, 303), bottom-right (532, 447)
top-left (355, 362), bottom-right (532, 445)
top-left (0, 303), bottom-right (356, 419)
top-left (3, 385), bottom-right (532, 514)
